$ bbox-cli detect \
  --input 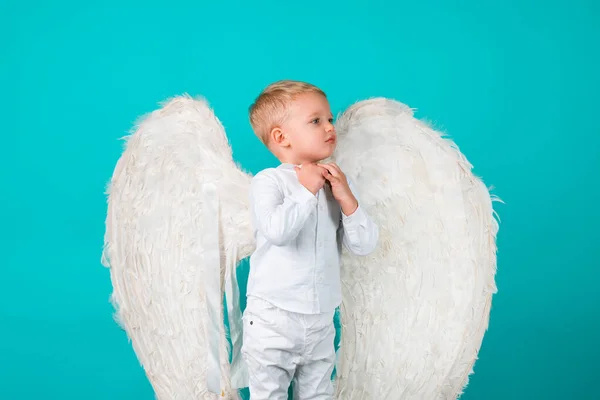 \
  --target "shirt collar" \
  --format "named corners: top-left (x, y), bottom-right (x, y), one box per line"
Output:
top-left (278, 163), bottom-right (299, 170)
